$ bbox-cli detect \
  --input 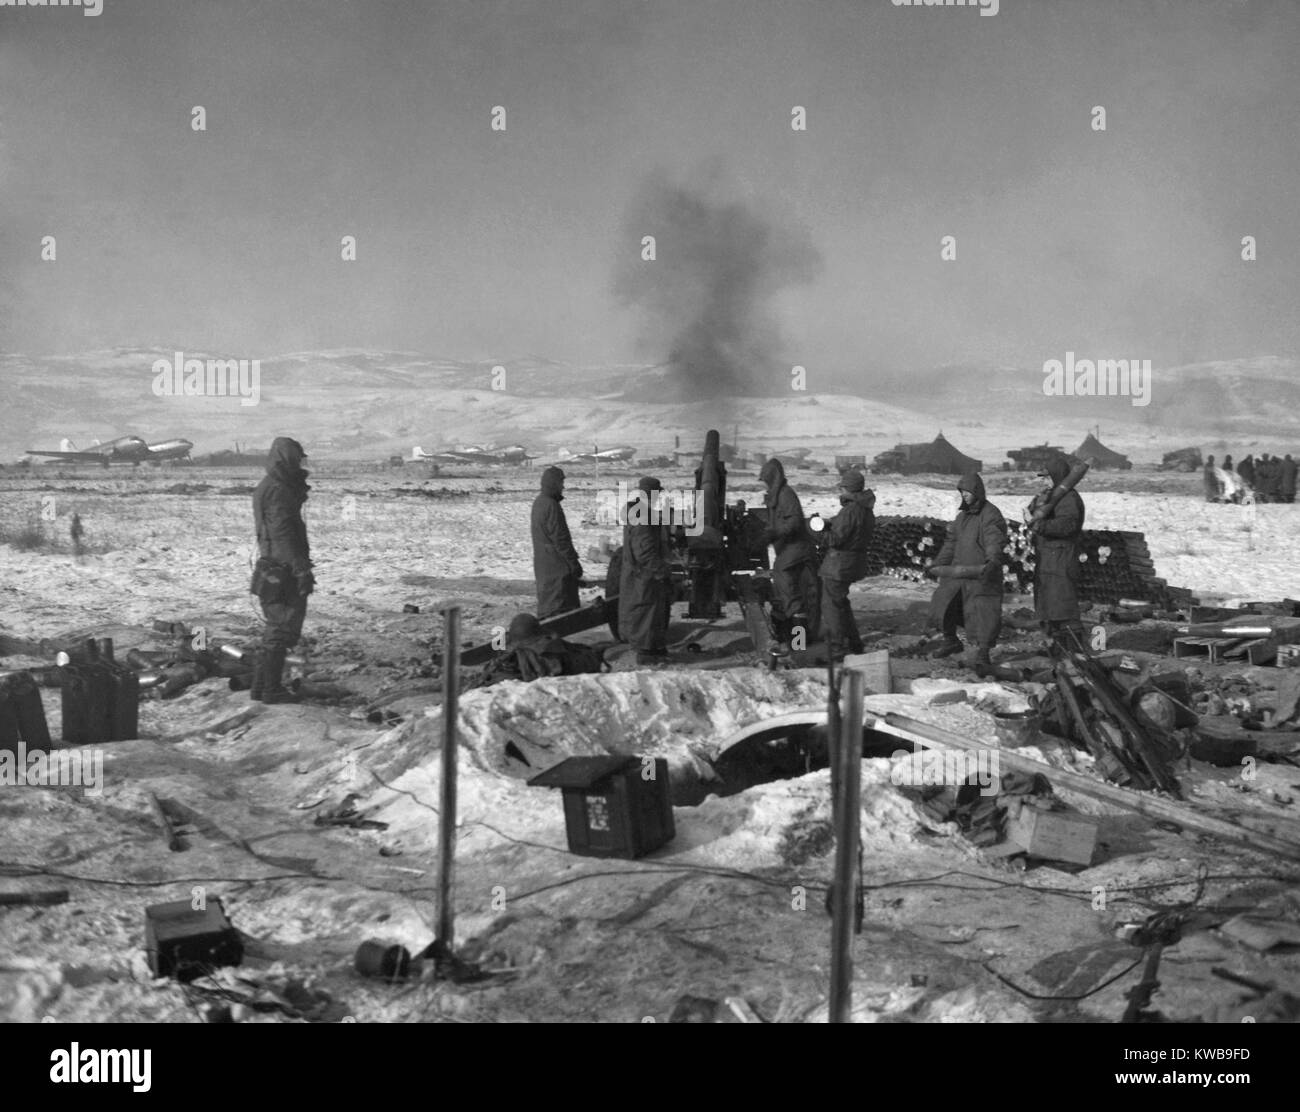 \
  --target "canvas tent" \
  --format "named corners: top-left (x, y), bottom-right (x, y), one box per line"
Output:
top-left (1073, 433), bottom-right (1131, 470)
top-left (873, 433), bottom-right (981, 475)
